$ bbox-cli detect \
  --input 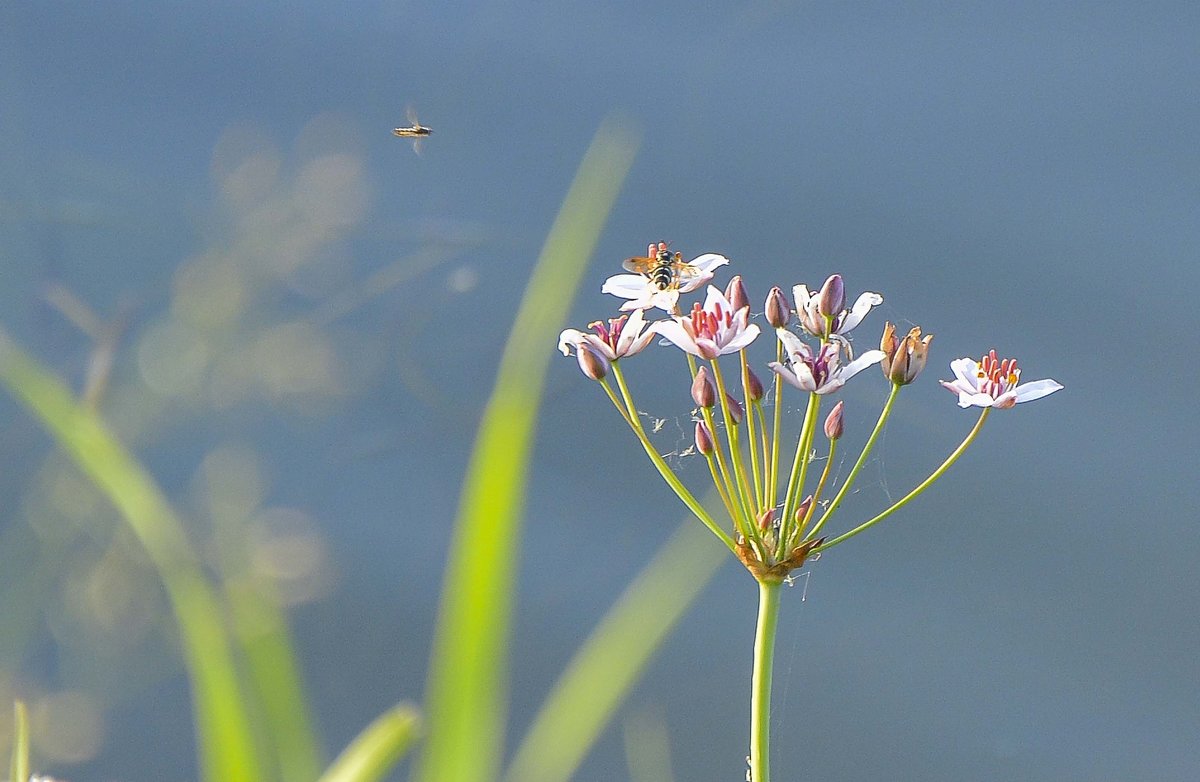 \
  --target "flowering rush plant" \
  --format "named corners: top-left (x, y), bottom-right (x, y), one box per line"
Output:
top-left (558, 242), bottom-right (1063, 782)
